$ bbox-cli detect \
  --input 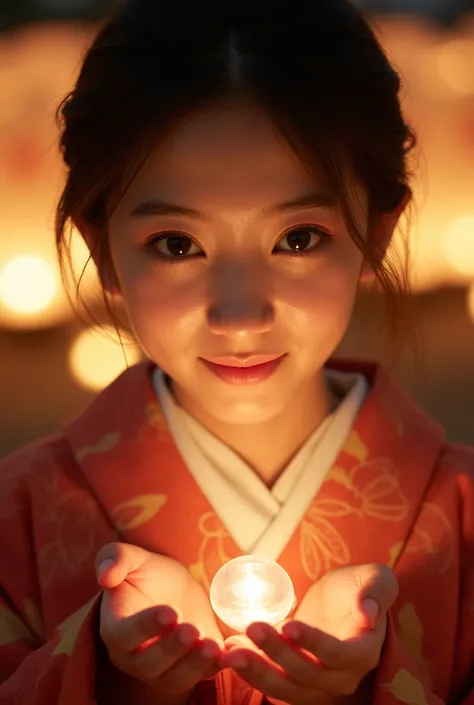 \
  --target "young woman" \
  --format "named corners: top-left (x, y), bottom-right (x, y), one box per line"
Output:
top-left (0, 1), bottom-right (472, 704)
